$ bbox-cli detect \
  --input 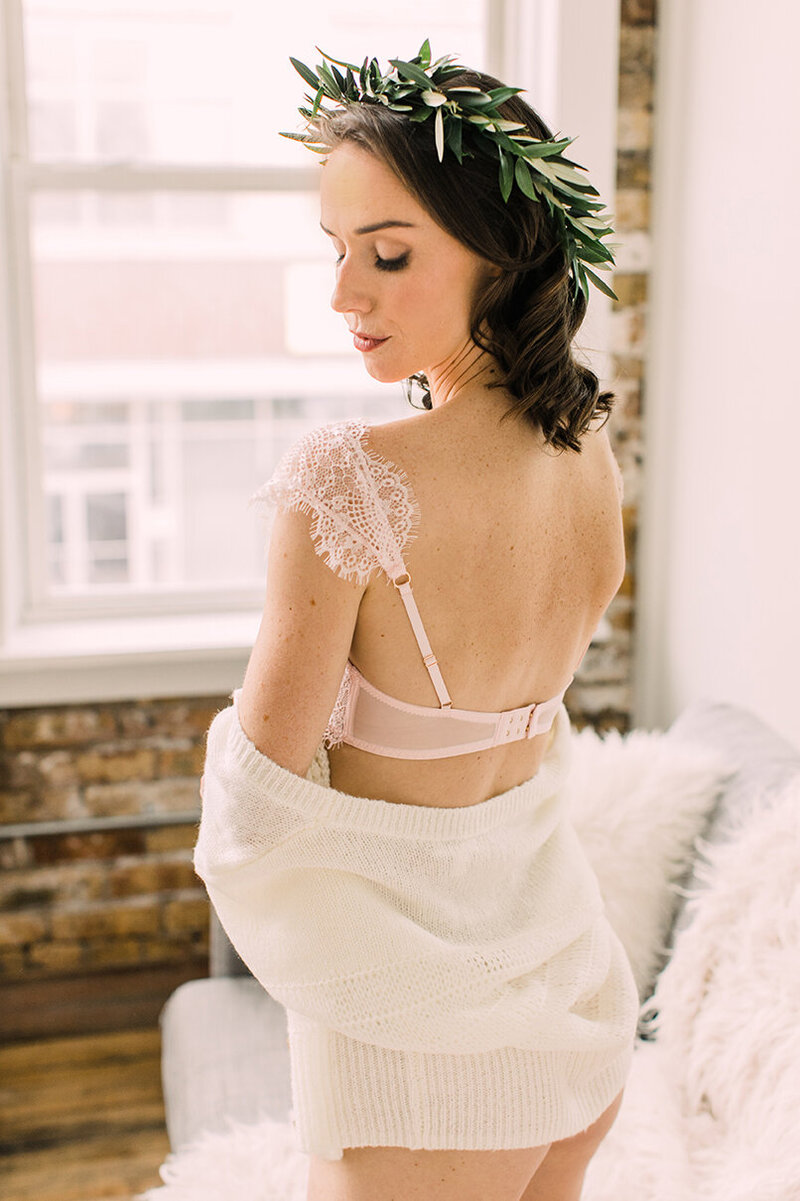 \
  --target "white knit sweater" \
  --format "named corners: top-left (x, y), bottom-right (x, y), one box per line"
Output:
top-left (194, 688), bottom-right (640, 1161)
